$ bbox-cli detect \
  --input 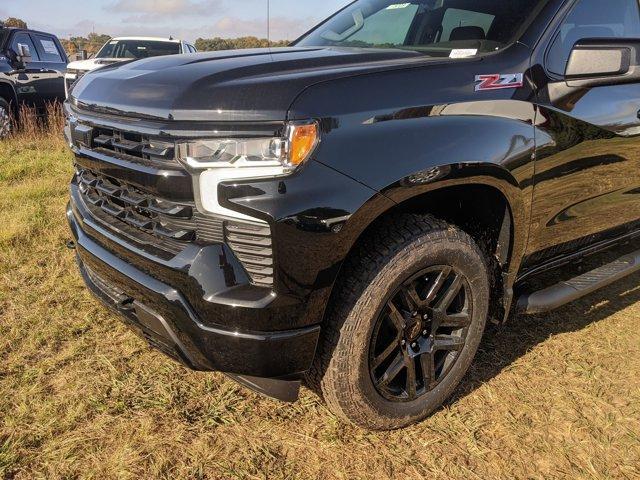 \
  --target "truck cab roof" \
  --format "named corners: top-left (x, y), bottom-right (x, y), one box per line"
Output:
top-left (110, 36), bottom-right (183, 43)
